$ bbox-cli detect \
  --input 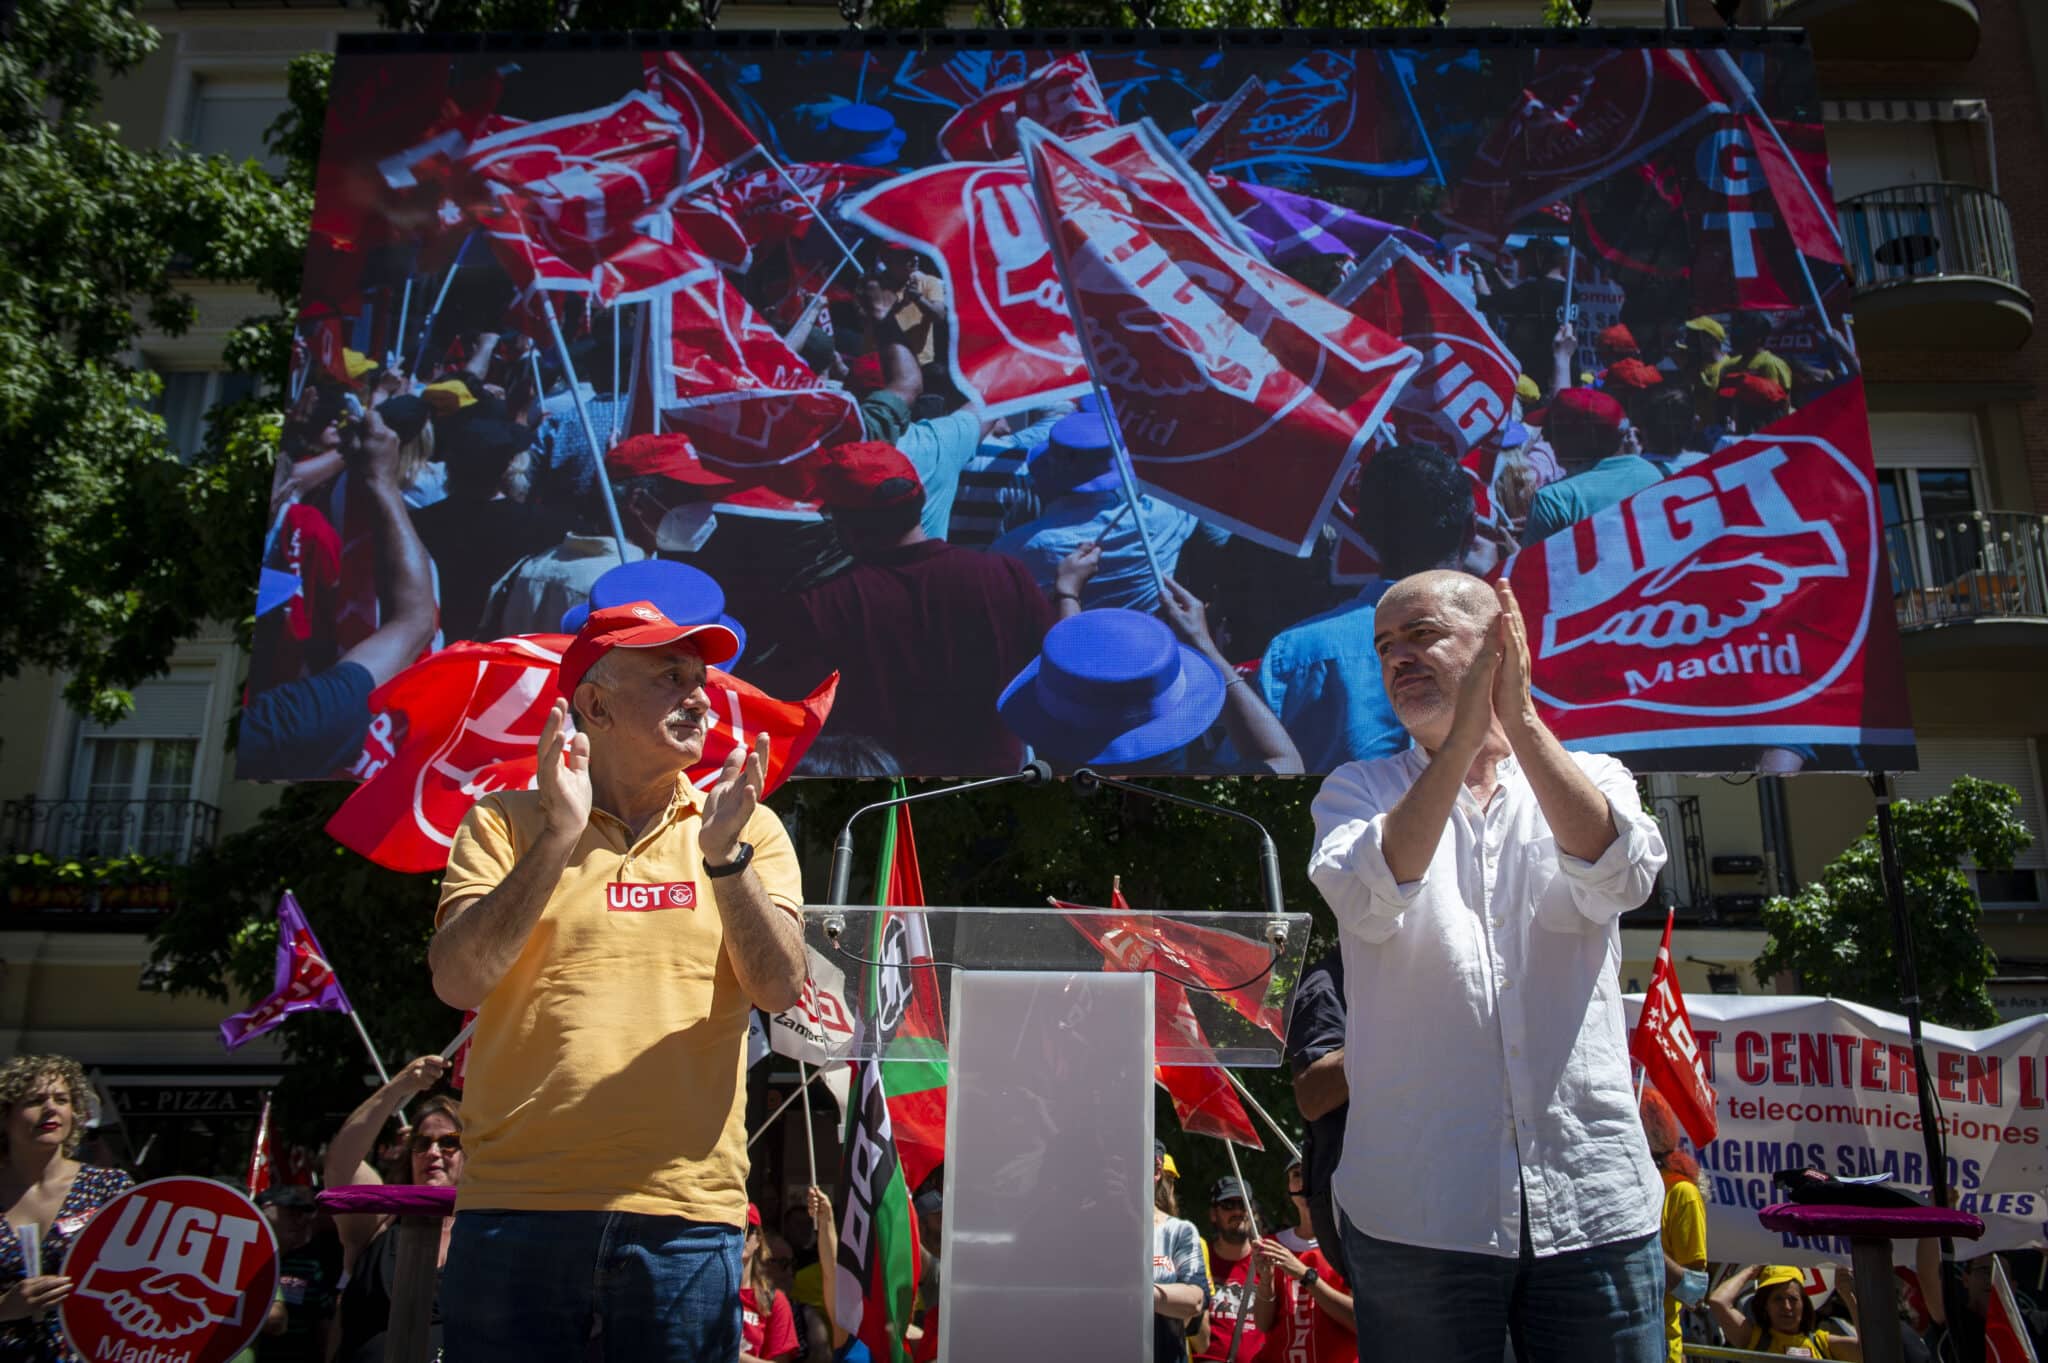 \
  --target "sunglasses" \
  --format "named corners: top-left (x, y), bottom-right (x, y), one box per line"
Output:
top-left (412, 1134), bottom-right (462, 1155)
